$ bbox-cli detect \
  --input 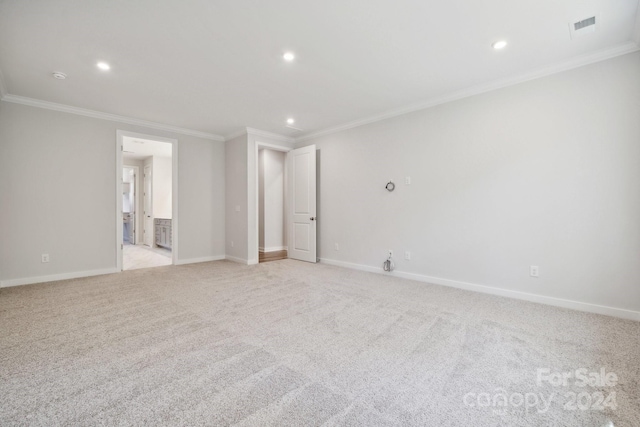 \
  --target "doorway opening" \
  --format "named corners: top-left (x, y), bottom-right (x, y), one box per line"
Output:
top-left (258, 148), bottom-right (287, 263)
top-left (117, 131), bottom-right (178, 271)
top-left (253, 142), bottom-right (317, 264)
top-left (122, 165), bottom-right (138, 245)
